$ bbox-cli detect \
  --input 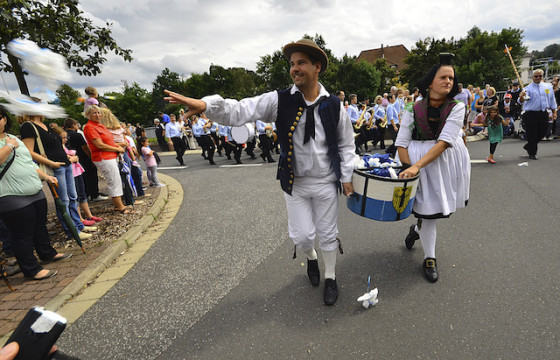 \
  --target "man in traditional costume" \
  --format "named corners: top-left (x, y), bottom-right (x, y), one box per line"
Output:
top-left (165, 39), bottom-right (357, 305)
